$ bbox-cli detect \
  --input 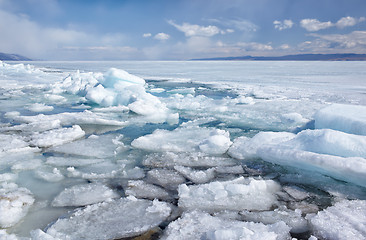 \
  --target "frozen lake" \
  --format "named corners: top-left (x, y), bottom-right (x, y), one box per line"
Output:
top-left (1, 60), bottom-right (366, 239)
